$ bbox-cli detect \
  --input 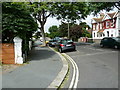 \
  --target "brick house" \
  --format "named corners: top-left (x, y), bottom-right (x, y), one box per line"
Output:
top-left (91, 11), bottom-right (120, 43)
